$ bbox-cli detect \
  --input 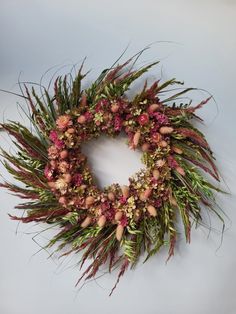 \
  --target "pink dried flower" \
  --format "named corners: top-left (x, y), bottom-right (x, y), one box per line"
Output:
top-left (104, 207), bottom-right (115, 221)
top-left (119, 196), bottom-right (127, 204)
top-left (138, 113), bottom-right (149, 125)
top-left (50, 160), bottom-right (57, 169)
top-left (154, 199), bottom-right (162, 208)
top-left (95, 98), bottom-right (110, 112)
top-left (48, 145), bottom-right (59, 159)
top-left (56, 114), bottom-right (72, 130)
top-left (54, 139), bottom-right (65, 149)
top-left (72, 173), bottom-right (83, 187)
top-left (167, 155), bottom-right (179, 169)
top-left (120, 215), bottom-right (128, 227)
top-left (84, 111), bottom-right (93, 121)
top-left (114, 115), bottom-right (123, 131)
top-left (44, 165), bottom-right (54, 180)
top-left (151, 132), bottom-right (162, 143)
top-left (49, 130), bottom-right (58, 142)
top-left (153, 112), bottom-right (169, 125)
